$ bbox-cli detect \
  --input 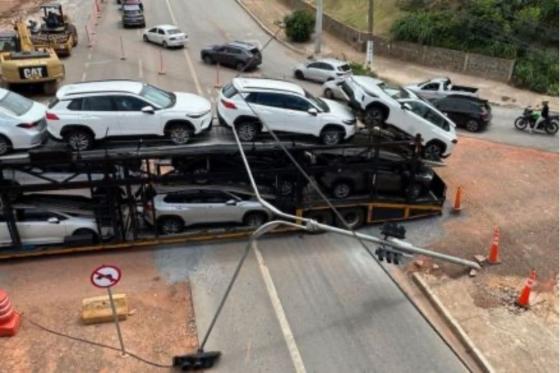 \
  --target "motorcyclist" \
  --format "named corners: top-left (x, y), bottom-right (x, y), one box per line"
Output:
top-left (530, 100), bottom-right (549, 133)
